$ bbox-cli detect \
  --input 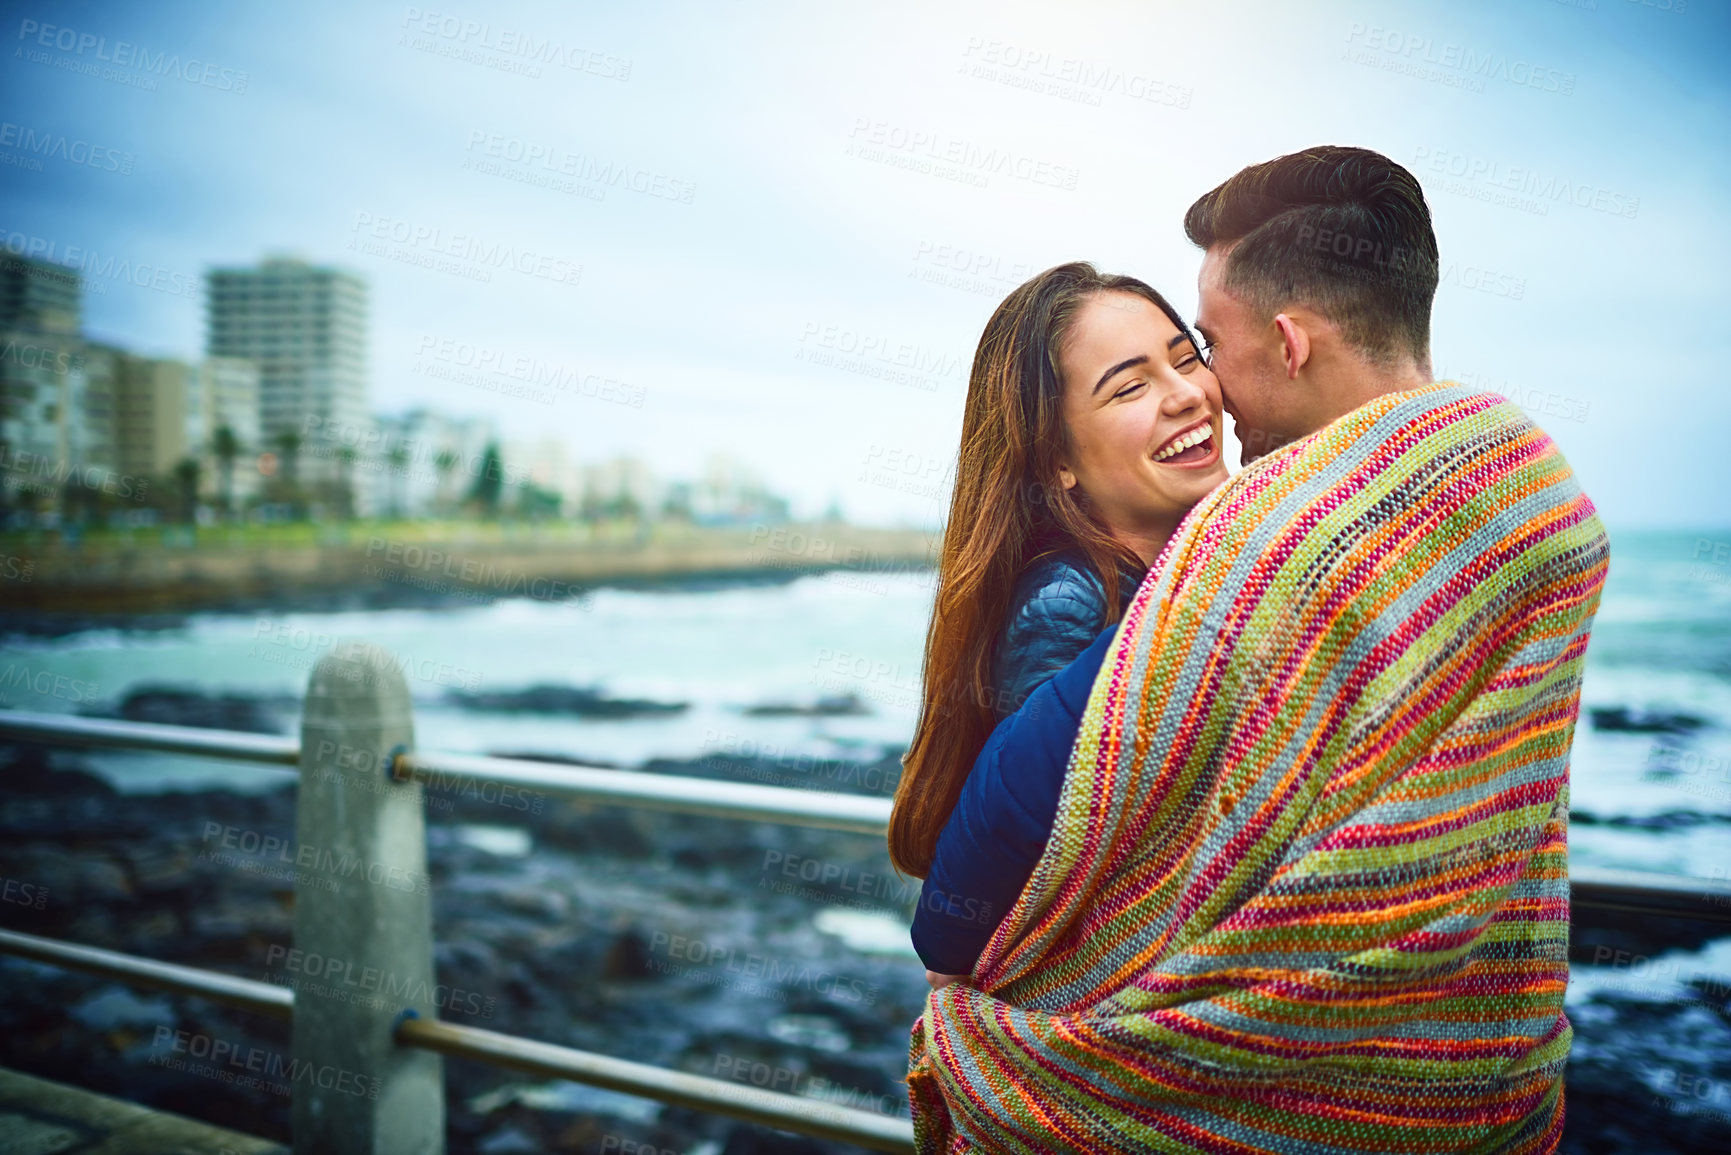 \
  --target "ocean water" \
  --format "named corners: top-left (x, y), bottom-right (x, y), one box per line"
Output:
top-left (3, 531), bottom-right (1729, 1152)
top-left (1, 529), bottom-right (1728, 881)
